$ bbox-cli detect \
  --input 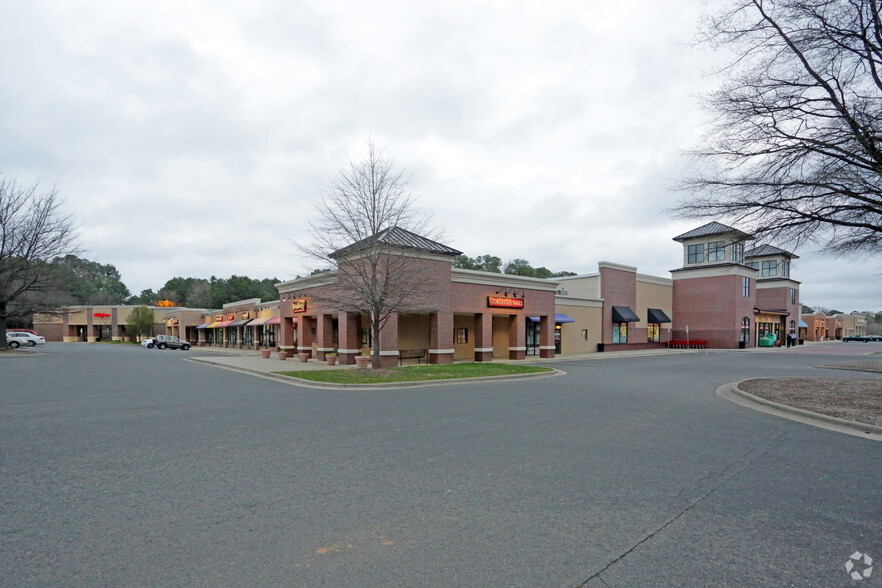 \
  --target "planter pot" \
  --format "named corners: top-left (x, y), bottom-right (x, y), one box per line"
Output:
top-left (326, 356), bottom-right (337, 366)
top-left (261, 349), bottom-right (272, 358)
top-left (355, 356), bottom-right (371, 369)
top-left (278, 351), bottom-right (287, 360)
top-left (298, 352), bottom-right (310, 362)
